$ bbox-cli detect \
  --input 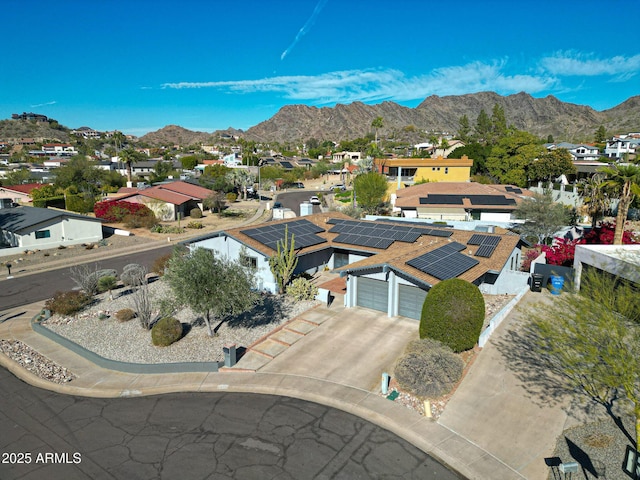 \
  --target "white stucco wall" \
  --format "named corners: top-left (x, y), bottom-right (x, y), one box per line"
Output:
top-left (189, 235), bottom-right (276, 293)
top-left (479, 211), bottom-right (513, 222)
top-left (0, 216), bottom-right (103, 256)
